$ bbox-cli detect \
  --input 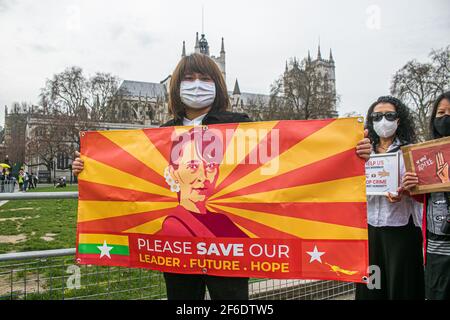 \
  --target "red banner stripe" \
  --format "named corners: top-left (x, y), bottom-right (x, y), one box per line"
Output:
top-left (82, 131), bottom-right (166, 186)
top-left (77, 208), bottom-right (172, 234)
top-left (143, 123), bottom-right (241, 164)
top-left (76, 253), bottom-right (130, 267)
top-left (217, 211), bottom-right (299, 239)
top-left (78, 180), bottom-right (176, 202)
top-left (211, 202), bottom-right (367, 229)
top-left (212, 148), bottom-right (363, 201)
top-left (214, 119), bottom-right (335, 192)
top-left (144, 126), bottom-right (174, 163)
top-left (300, 240), bottom-right (368, 283)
